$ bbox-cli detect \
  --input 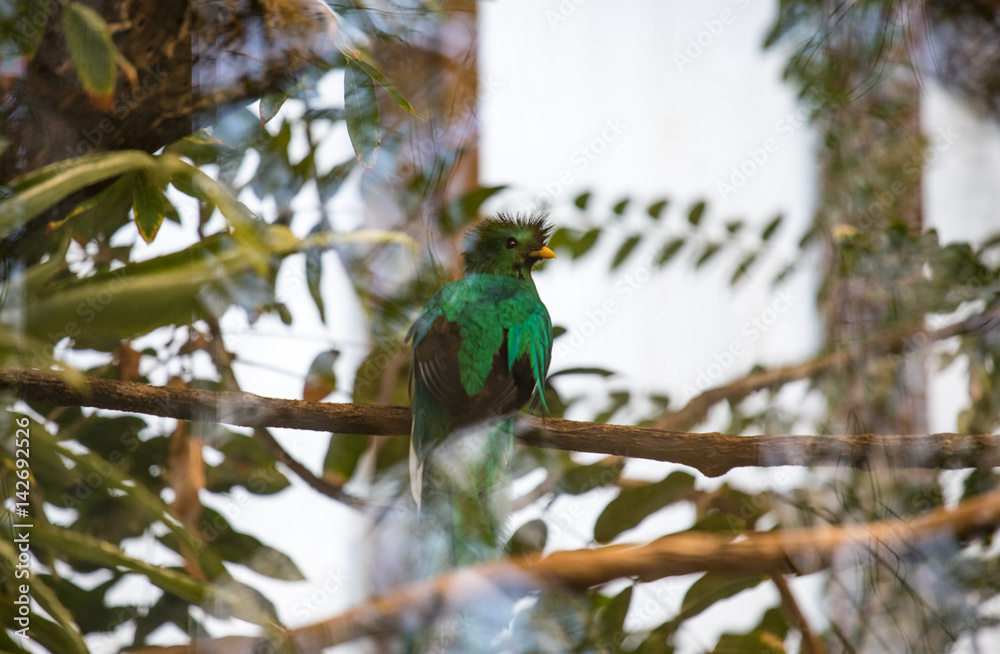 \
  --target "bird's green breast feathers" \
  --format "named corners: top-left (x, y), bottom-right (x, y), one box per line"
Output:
top-left (410, 274), bottom-right (552, 402)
